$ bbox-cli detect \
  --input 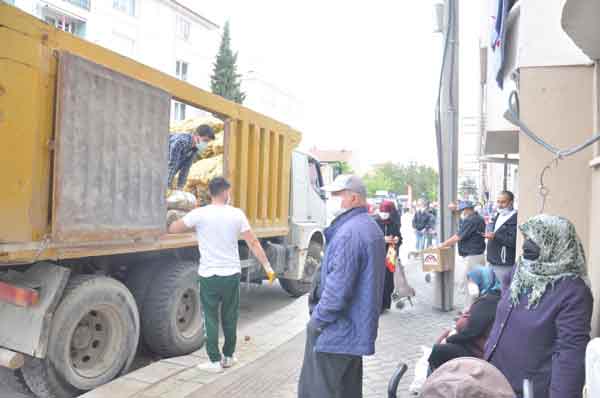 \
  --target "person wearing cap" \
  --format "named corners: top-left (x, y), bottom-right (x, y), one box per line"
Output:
top-left (438, 201), bottom-right (486, 310)
top-left (299, 174), bottom-right (385, 398)
top-left (168, 124), bottom-right (215, 190)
